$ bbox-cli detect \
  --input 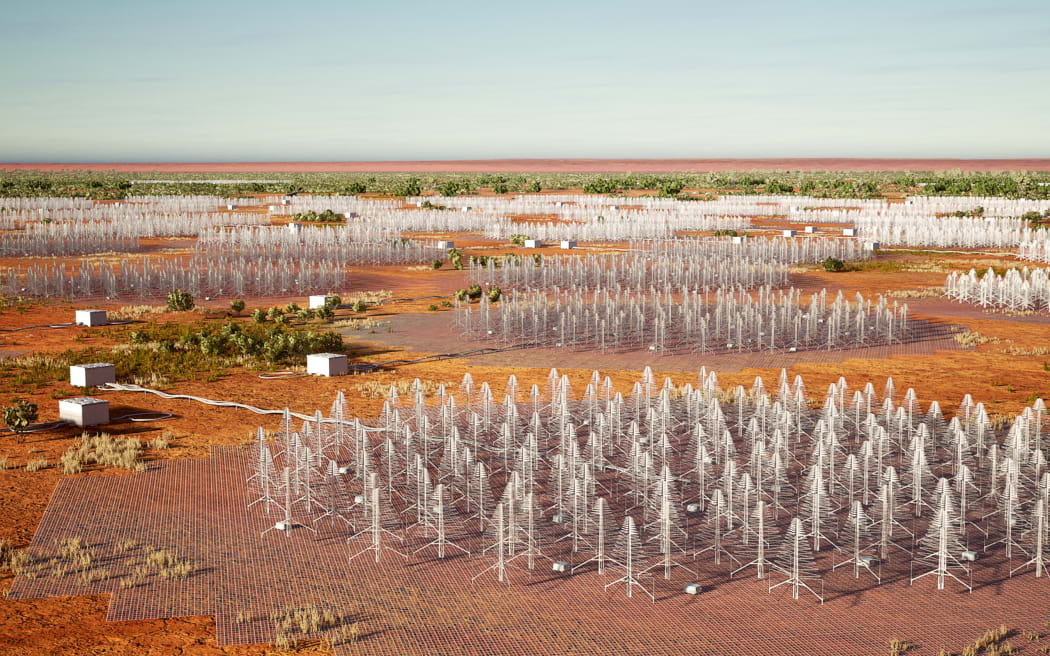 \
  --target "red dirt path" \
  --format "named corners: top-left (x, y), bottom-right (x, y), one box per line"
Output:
top-left (4, 158), bottom-right (1050, 173)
